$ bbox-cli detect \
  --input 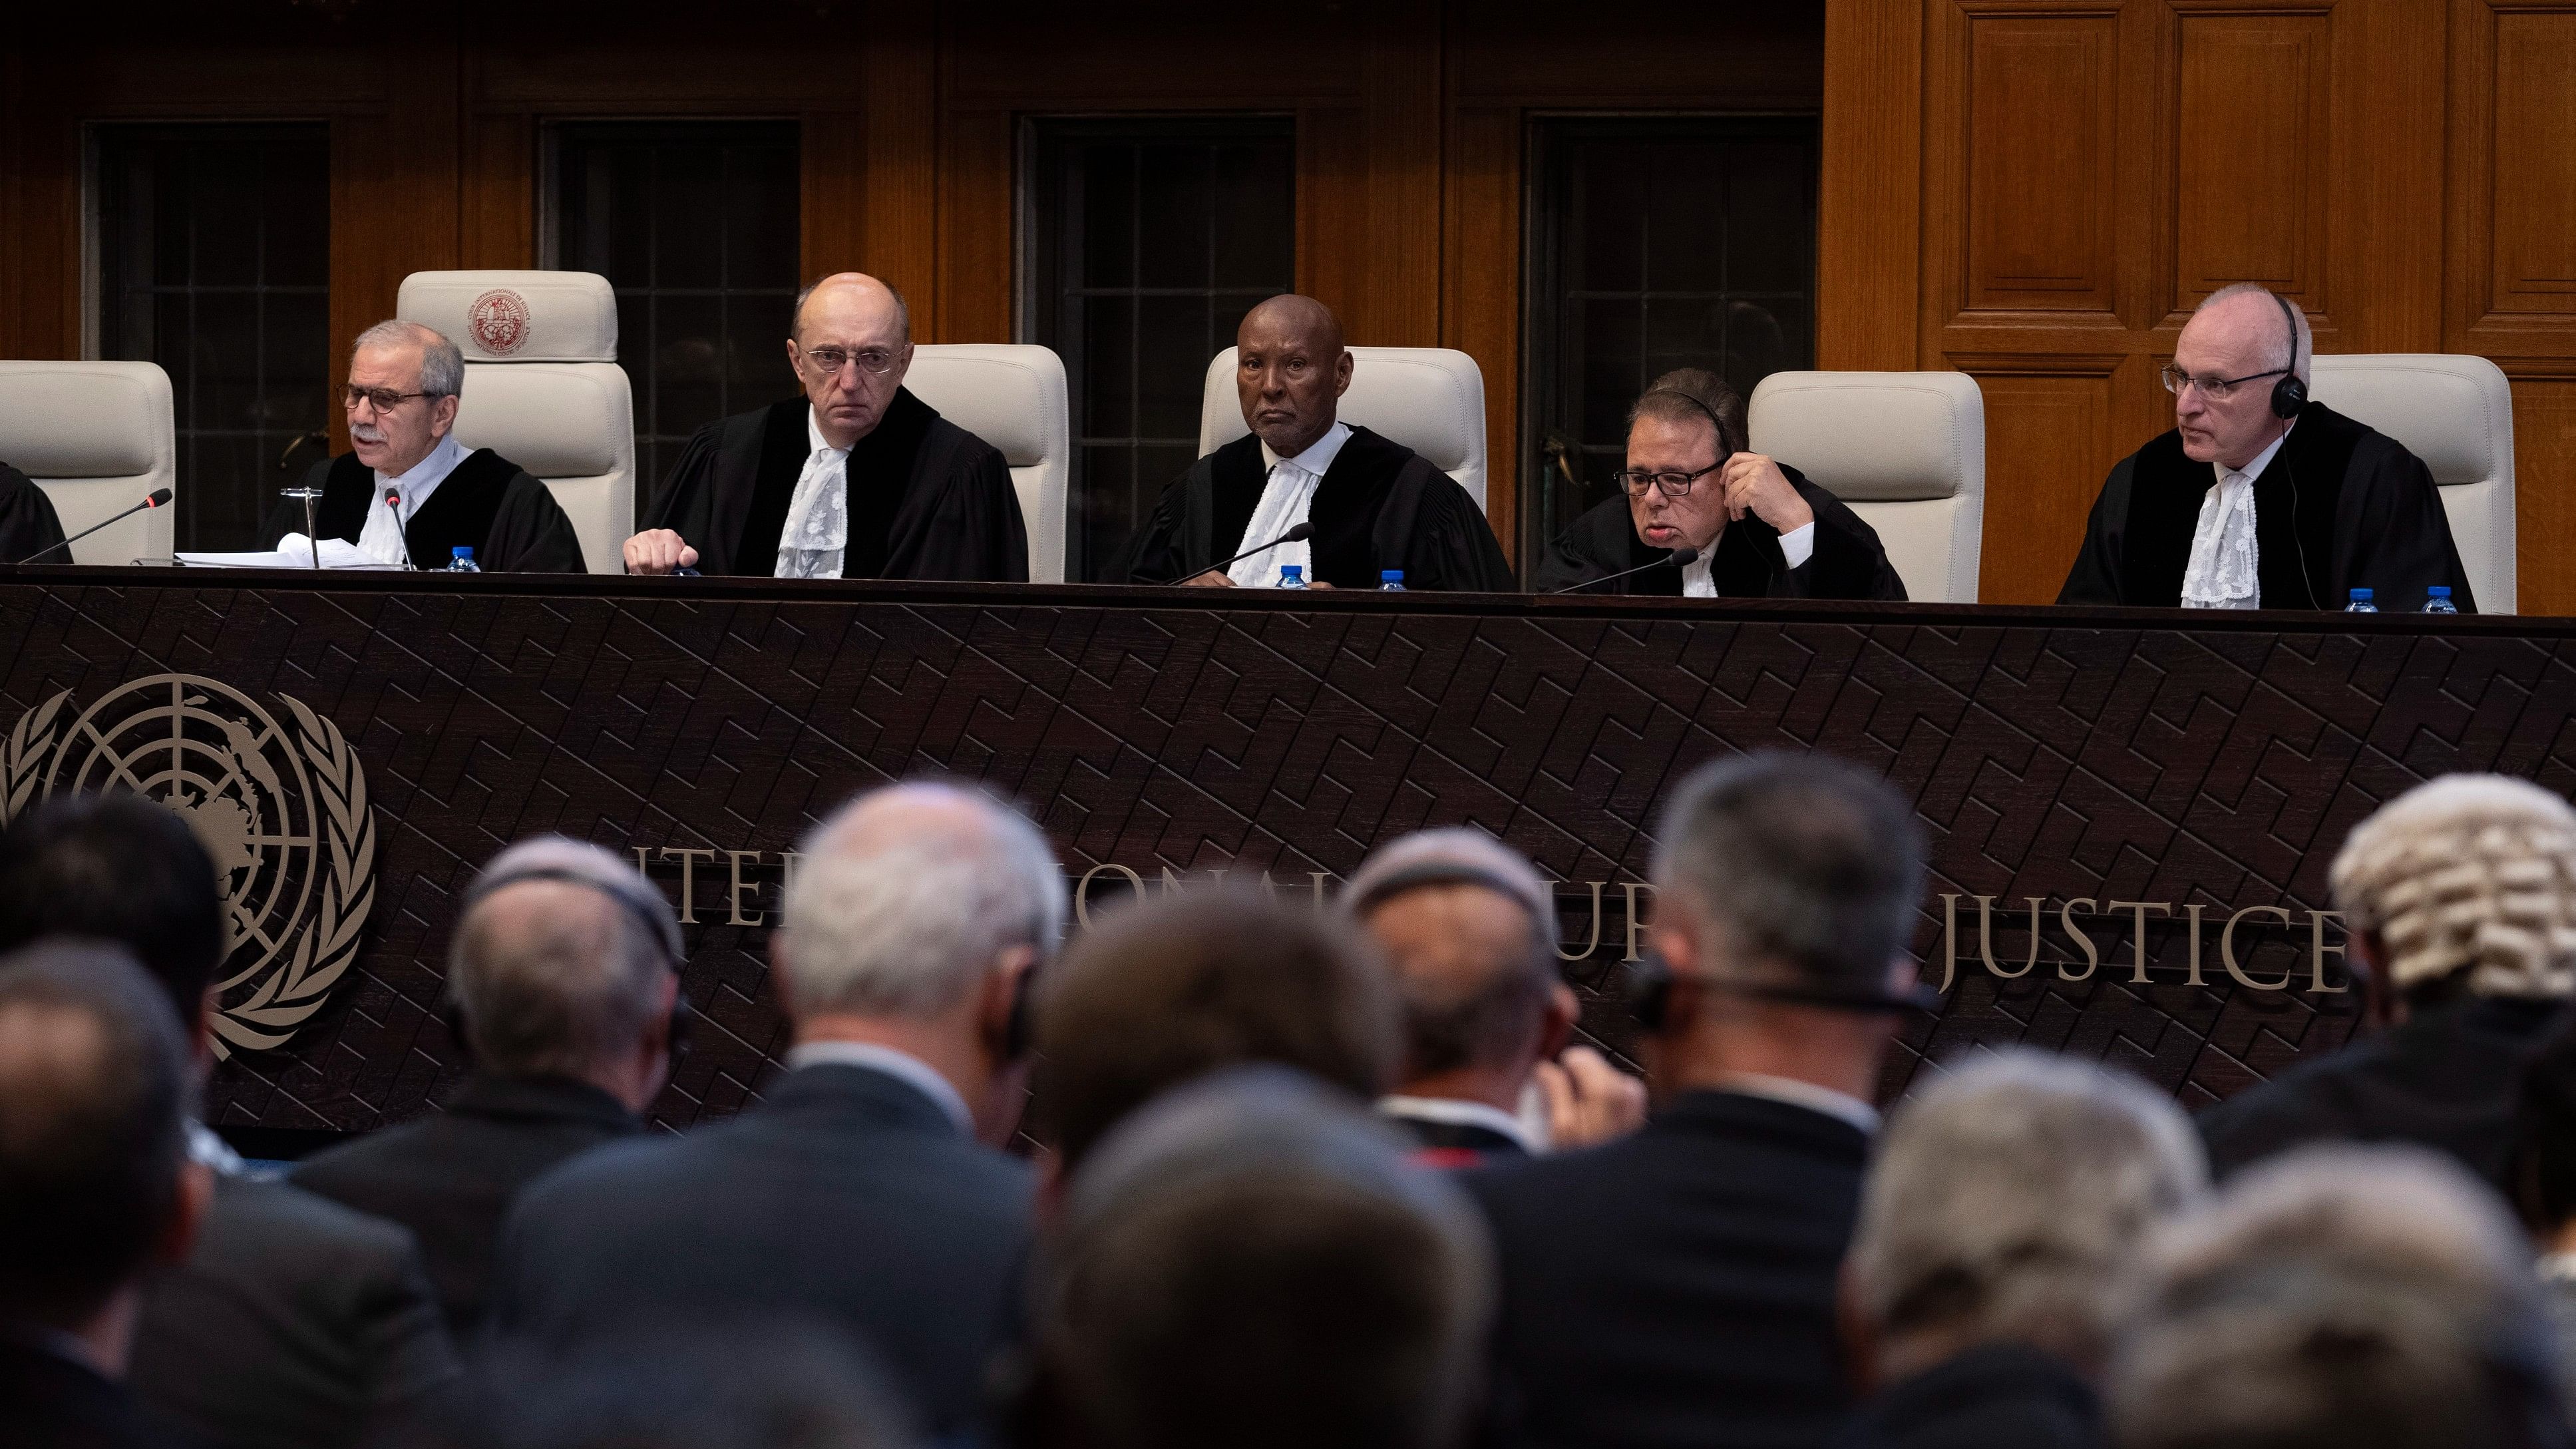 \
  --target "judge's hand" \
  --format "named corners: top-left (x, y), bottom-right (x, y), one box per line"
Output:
top-left (624, 529), bottom-right (699, 576)
top-left (1182, 570), bottom-right (1235, 587)
top-left (1719, 453), bottom-right (1814, 535)
top-left (1534, 1044), bottom-right (1646, 1150)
